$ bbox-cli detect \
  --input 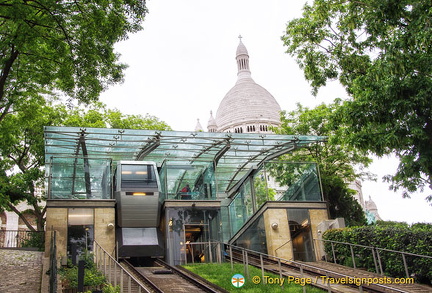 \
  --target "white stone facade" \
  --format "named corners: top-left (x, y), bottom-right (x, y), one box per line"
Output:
top-left (206, 38), bottom-right (281, 133)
